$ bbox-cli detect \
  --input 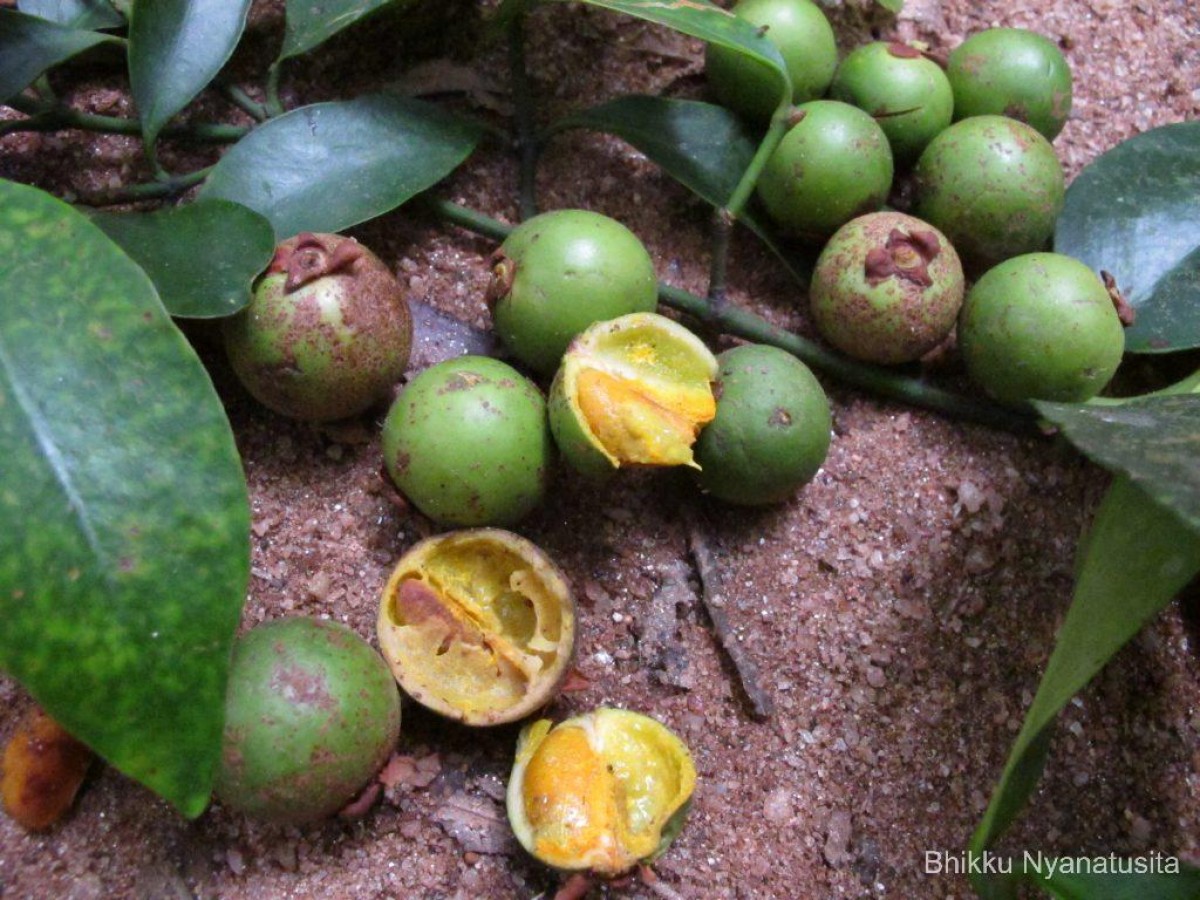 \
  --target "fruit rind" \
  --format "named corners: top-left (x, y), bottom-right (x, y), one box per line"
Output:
top-left (214, 617), bottom-right (401, 825)
top-left (809, 211), bottom-right (965, 364)
top-left (958, 252), bottom-right (1125, 404)
top-left (377, 528), bottom-right (576, 726)
top-left (490, 210), bottom-right (658, 375)
top-left (381, 356), bottom-right (552, 526)
top-left (704, 0), bottom-right (838, 122)
top-left (755, 100), bottom-right (894, 242)
top-left (694, 344), bottom-right (832, 505)
top-left (829, 41), bottom-right (954, 167)
top-left (912, 115), bottom-right (1064, 273)
top-left (947, 27), bottom-right (1073, 141)
top-left (223, 233), bottom-right (412, 422)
